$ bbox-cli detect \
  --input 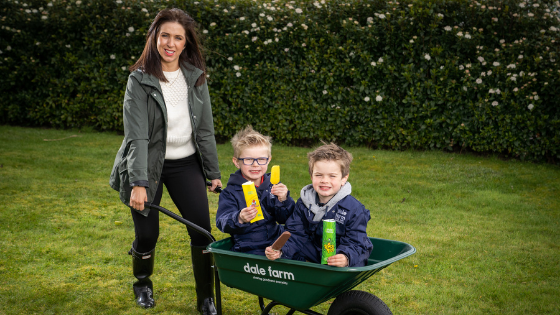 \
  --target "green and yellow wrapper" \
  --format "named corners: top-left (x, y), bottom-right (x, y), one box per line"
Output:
top-left (321, 219), bottom-right (336, 264)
